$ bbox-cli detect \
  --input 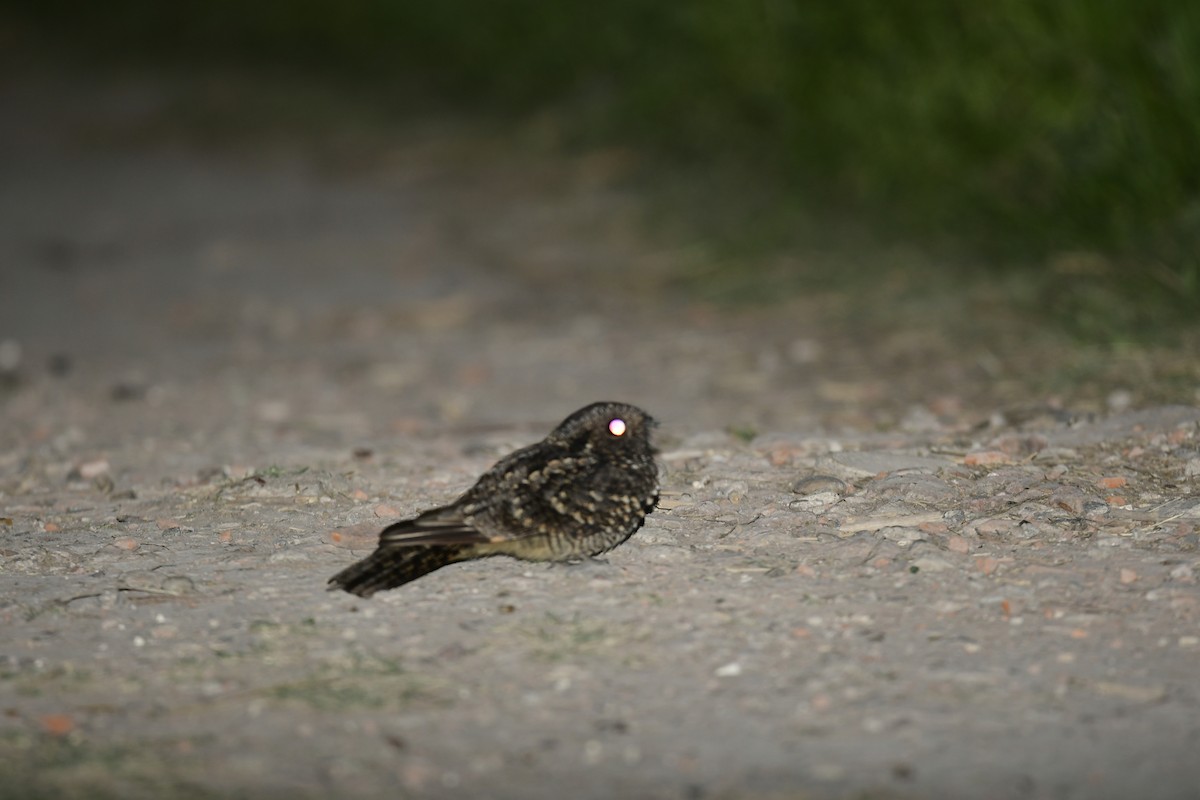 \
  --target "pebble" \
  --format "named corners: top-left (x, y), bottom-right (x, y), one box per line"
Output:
top-left (975, 556), bottom-right (1005, 575)
top-left (39, 713), bottom-right (74, 736)
top-left (879, 526), bottom-right (924, 546)
top-left (988, 433), bottom-right (1048, 457)
top-left (964, 450), bottom-right (1011, 466)
top-left (910, 555), bottom-right (953, 572)
top-left (791, 475), bottom-right (847, 495)
top-left (76, 459), bottom-right (111, 480)
top-left (1169, 564), bottom-right (1195, 583)
top-left (973, 517), bottom-right (1016, 537)
top-left (160, 576), bottom-right (195, 594)
top-left (1044, 464), bottom-right (1069, 480)
top-left (1049, 488), bottom-right (1086, 515)
top-left (790, 493), bottom-right (840, 512)
top-left (1107, 389), bottom-right (1134, 412)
